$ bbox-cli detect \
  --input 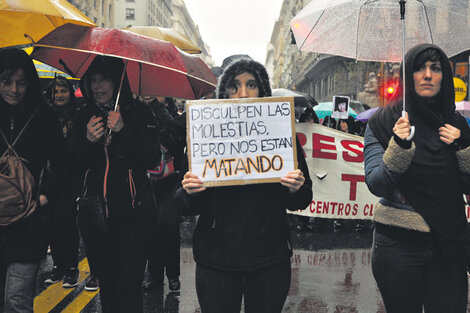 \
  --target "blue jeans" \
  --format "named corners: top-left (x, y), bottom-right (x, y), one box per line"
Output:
top-left (0, 261), bottom-right (39, 313)
top-left (372, 223), bottom-right (468, 313)
top-left (195, 261), bottom-right (291, 313)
